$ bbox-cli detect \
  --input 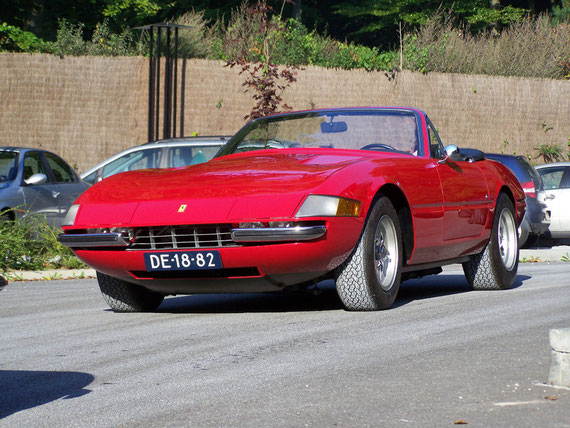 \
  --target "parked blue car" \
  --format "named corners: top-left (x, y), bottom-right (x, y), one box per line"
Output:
top-left (0, 147), bottom-right (89, 228)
